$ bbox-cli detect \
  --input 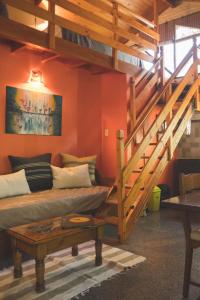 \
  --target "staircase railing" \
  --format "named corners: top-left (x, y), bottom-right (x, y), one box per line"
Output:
top-left (116, 41), bottom-right (200, 241)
